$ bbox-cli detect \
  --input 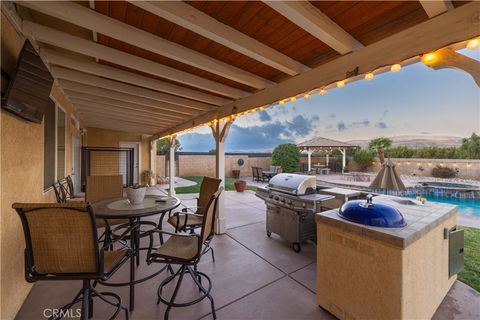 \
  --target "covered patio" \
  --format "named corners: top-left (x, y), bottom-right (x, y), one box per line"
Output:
top-left (14, 190), bottom-right (480, 319)
top-left (2, 1), bottom-right (480, 319)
